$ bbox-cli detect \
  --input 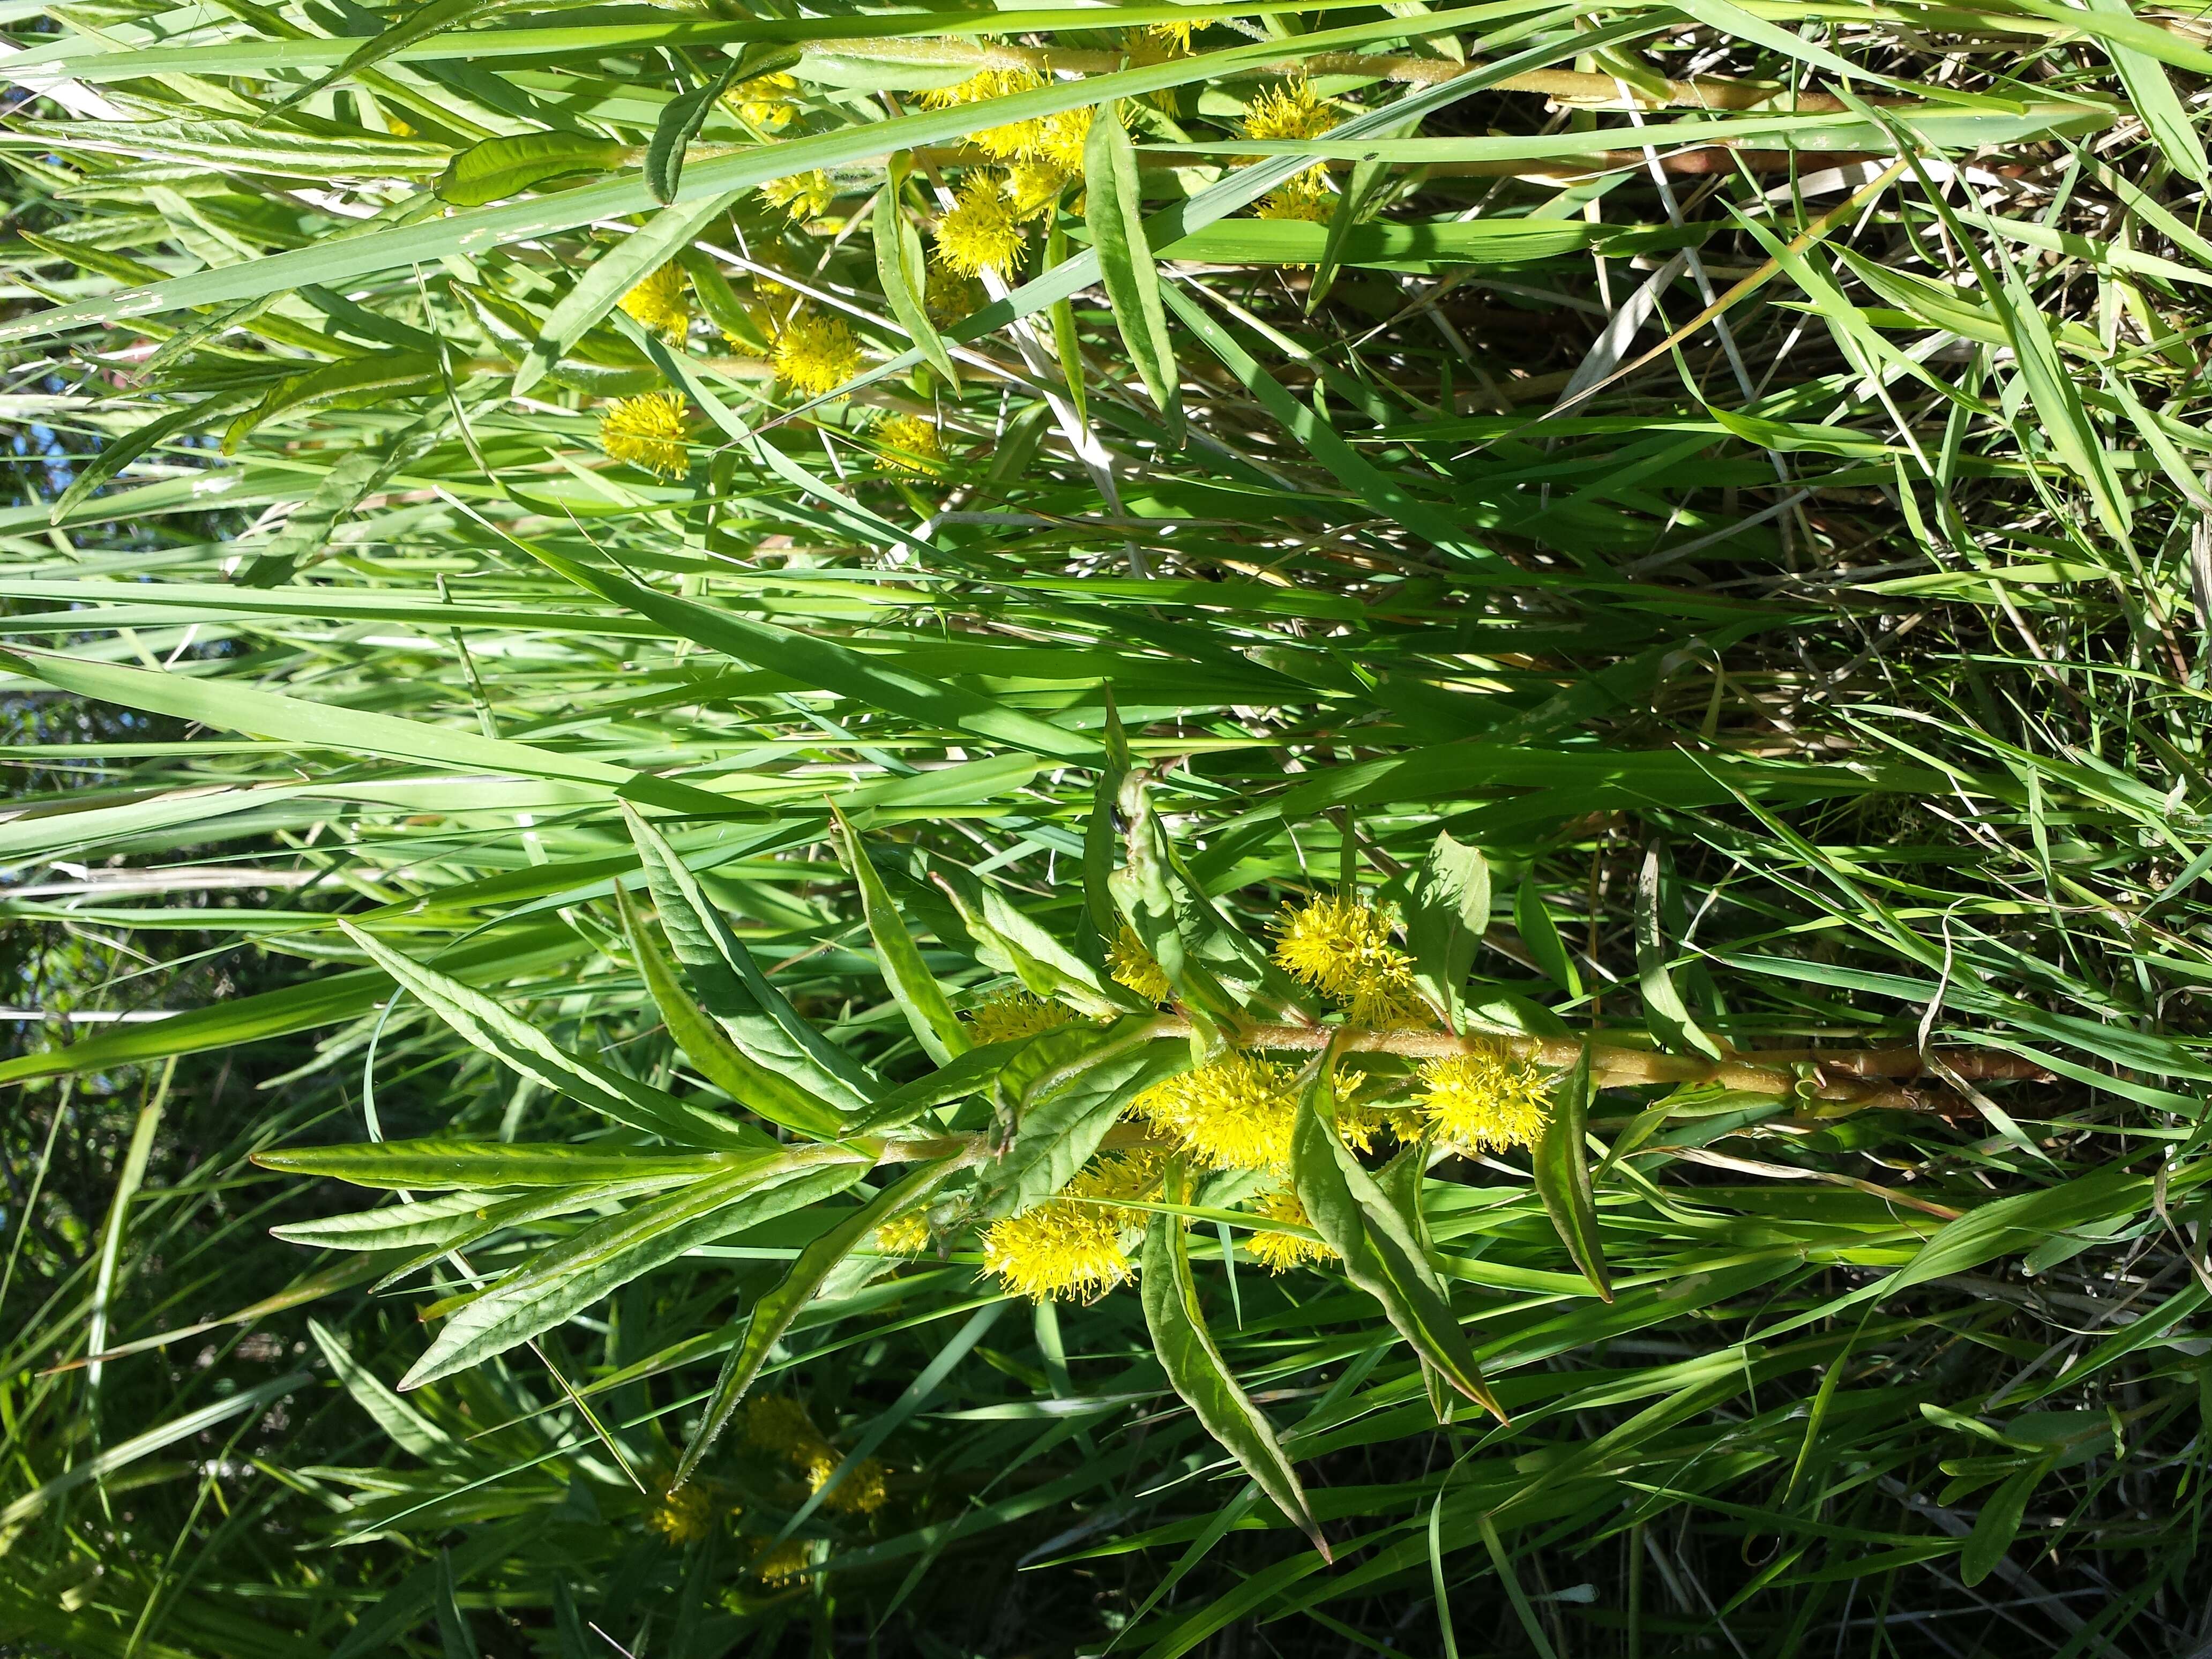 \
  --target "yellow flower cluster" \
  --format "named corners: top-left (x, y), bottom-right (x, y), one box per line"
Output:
top-left (619, 261), bottom-right (690, 341)
top-left (771, 311), bottom-right (864, 396)
top-left (1415, 1042), bottom-right (1550, 1151)
top-left (871, 1210), bottom-right (931, 1254)
top-left (1107, 923), bottom-right (1172, 1003)
top-left (1245, 1187), bottom-right (1335, 1273)
top-left (933, 173), bottom-right (1029, 279)
top-left (981, 1150), bottom-right (1160, 1302)
top-left (876, 413), bottom-right (944, 474)
top-left (967, 989), bottom-right (1073, 1044)
top-left (743, 1396), bottom-right (889, 1514)
top-left (1133, 1053), bottom-right (1297, 1172)
top-left (748, 1536), bottom-right (814, 1583)
top-left (921, 66), bottom-right (1077, 166)
top-left (647, 1482), bottom-right (716, 1545)
top-left (730, 70), bottom-right (798, 130)
top-left (1272, 894), bottom-right (1420, 1025)
top-left (760, 168), bottom-right (835, 222)
top-left (1257, 177), bottom-right (1336, 223)
top-left (597, 391), bottom-right (689, 479)
top-left (1243, 81), bottom-right (1339, 218)
top-left (924, 262), bottom-right (982, 324)
top-left (1244, 80), bottom-right (1339, 144)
